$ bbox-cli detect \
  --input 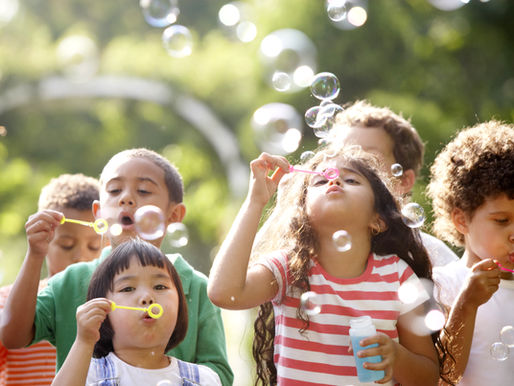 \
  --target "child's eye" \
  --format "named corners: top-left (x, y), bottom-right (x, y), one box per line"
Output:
top-left (313, 178), bottom-right (328, 186)
top-left (120, 287), bottom-right (134, 292)
top-left (137, 189), bottom-right (151, 194)
top-left (60, 245), bottom-right (74, 251)
top-left (494, 218), bottom-right (509, 225)
top-left (344, 177), bottom-right (359, 184)
top-left (154, 284), bottom-right (168, 290)
top-left (107, 189), bottom-right (121, 194)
